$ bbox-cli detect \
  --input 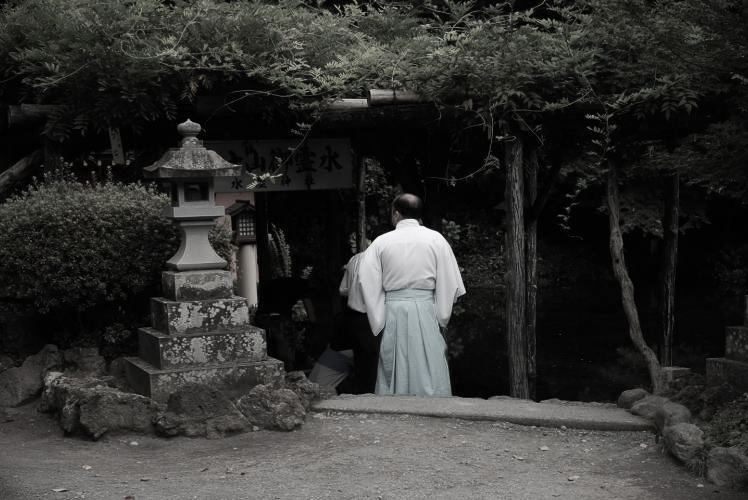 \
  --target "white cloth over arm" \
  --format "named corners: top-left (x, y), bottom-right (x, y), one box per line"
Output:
top-left (358, 219), bottom-right (466, 335)
top-left (339, 252), bottom-right (366, 312)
